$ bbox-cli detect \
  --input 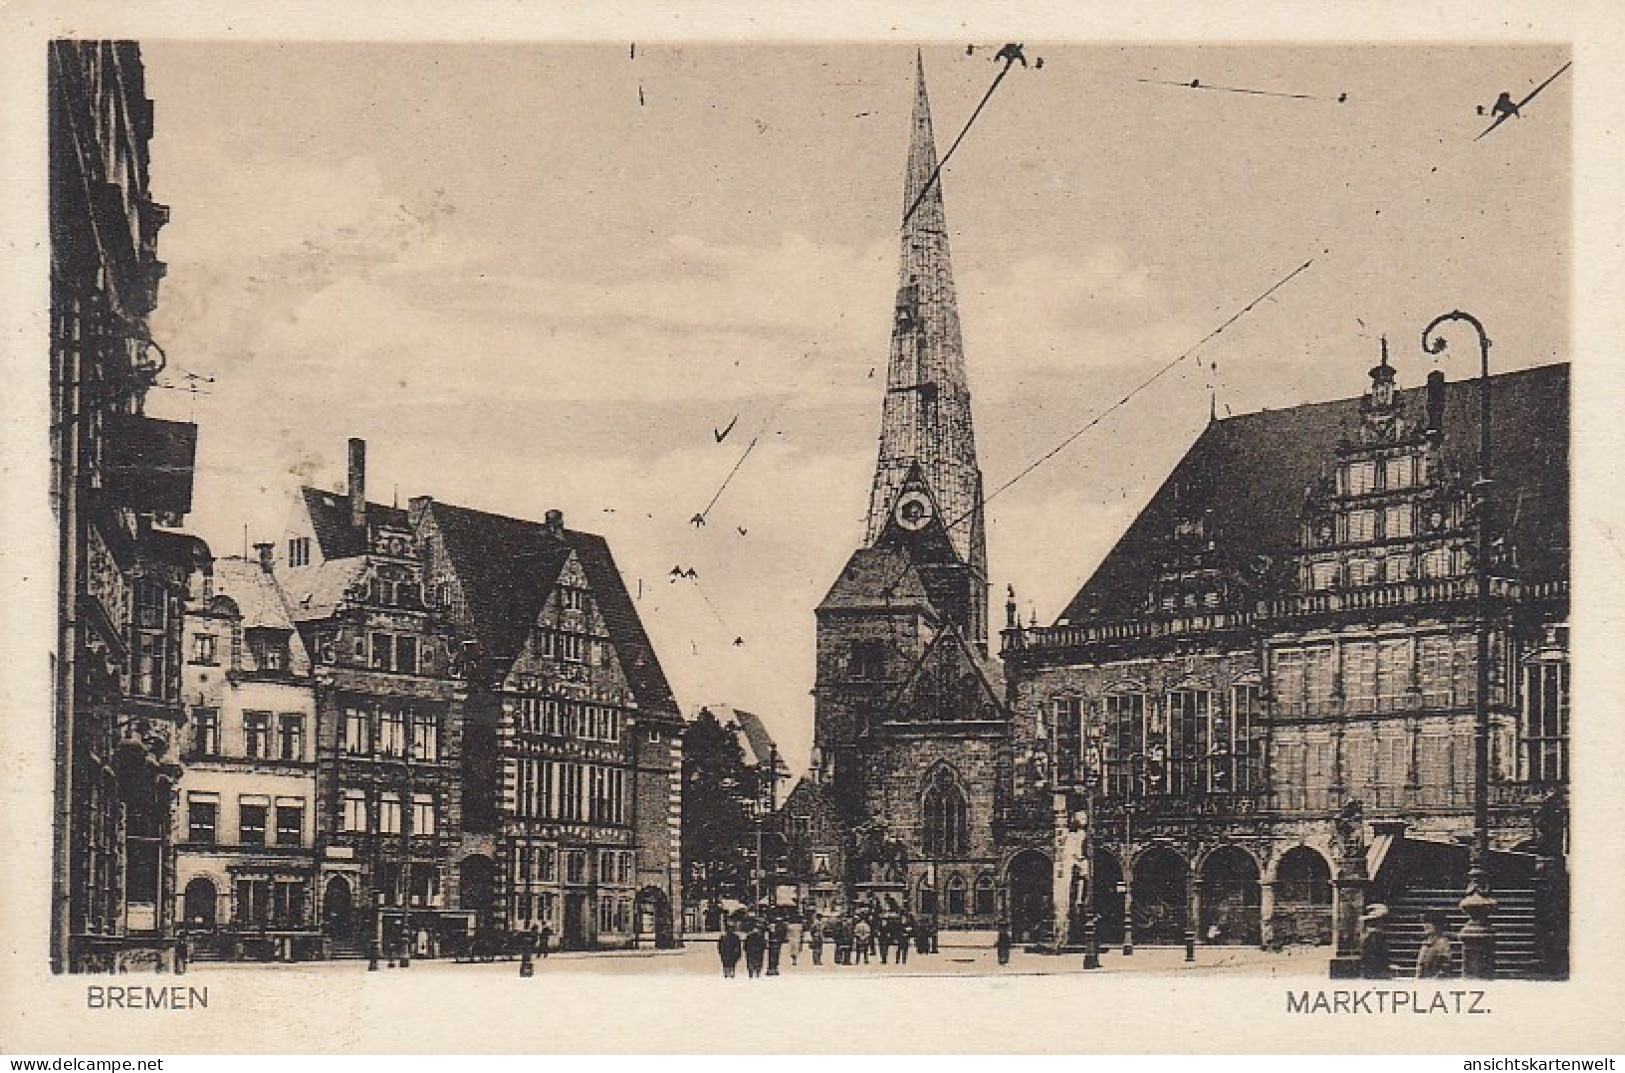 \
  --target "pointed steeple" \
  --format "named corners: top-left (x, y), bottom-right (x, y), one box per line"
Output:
top-left (863, 53), bottom-right (989, 650)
